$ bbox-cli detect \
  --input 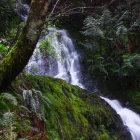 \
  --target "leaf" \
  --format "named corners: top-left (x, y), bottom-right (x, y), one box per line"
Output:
top-left (0, 43), bottom-right (8, 52)
top-left (0, 93), bottom-right (18, 106)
